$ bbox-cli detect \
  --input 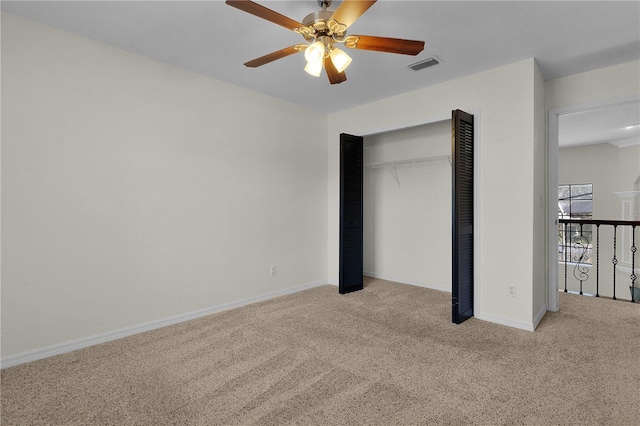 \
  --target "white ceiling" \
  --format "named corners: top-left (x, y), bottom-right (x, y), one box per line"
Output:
top-left (2, 0), bottom-right (640, 116)
top-left (559, 101), bottom-right (640, 148)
